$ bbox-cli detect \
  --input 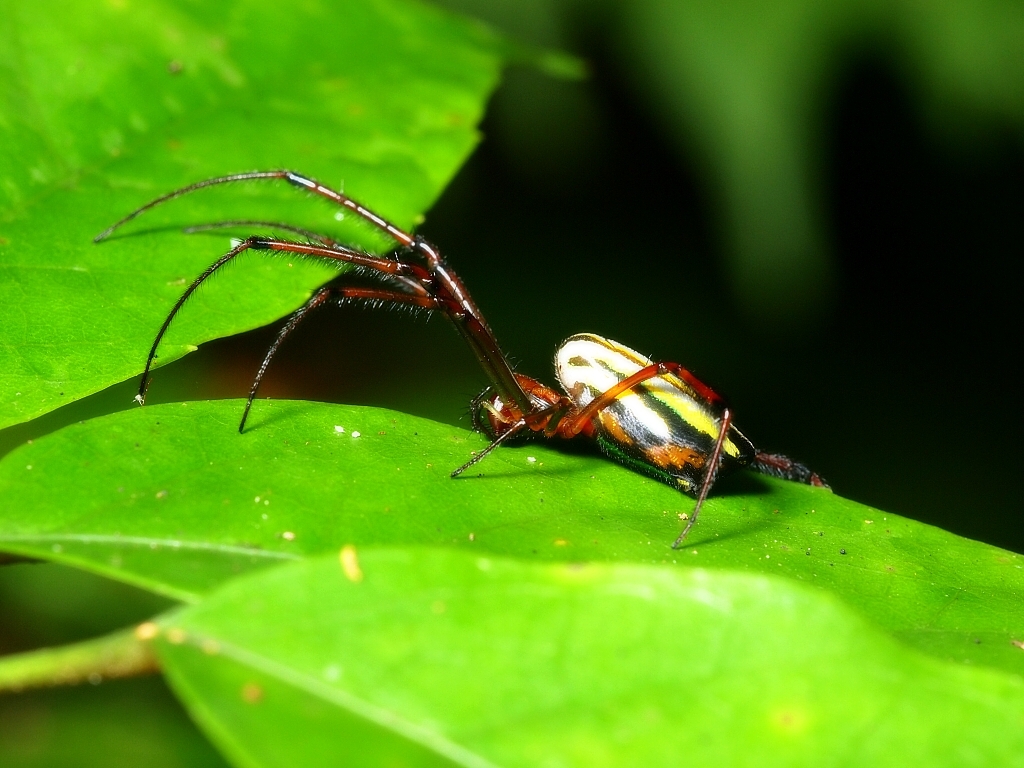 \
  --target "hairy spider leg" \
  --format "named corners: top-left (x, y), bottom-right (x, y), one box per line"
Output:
top-left (135, 236), bottom-right (431, 404)
top-left (96, 170), bottom-right (535, 417)
top-left (239, 285), bottom-right (442, 432)
top-left (93, 171), bottom-right (488, 332)
top-left (183, 221), bottom-right (434, 299)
